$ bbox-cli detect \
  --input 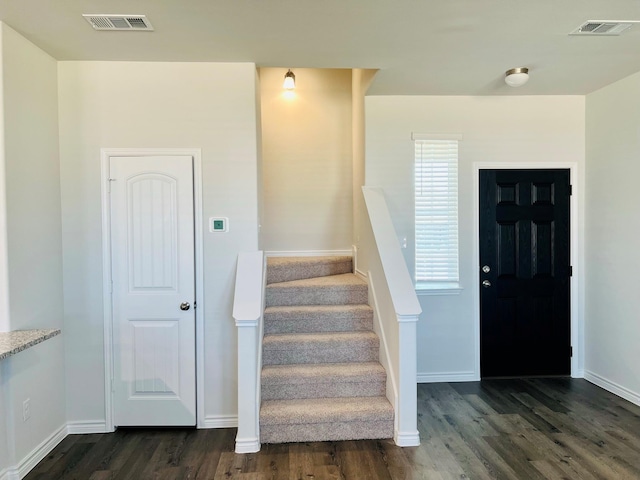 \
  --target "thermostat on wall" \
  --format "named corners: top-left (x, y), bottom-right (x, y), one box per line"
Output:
top-left (209, 217), bottom-right (229, 233)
